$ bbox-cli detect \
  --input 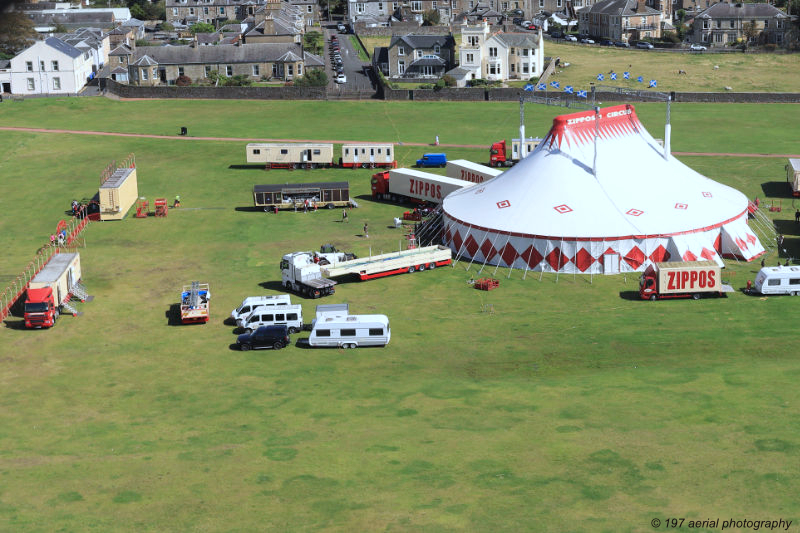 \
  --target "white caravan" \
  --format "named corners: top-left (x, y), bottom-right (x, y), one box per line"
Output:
top-left (238, 304), bottom-right (304, 333)
top-left (753, 265), bottom-right (800, 295)
top-left (231, 295), bottom-right (292, 323)
top-left (308, 314), bottom-right (390, 349)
